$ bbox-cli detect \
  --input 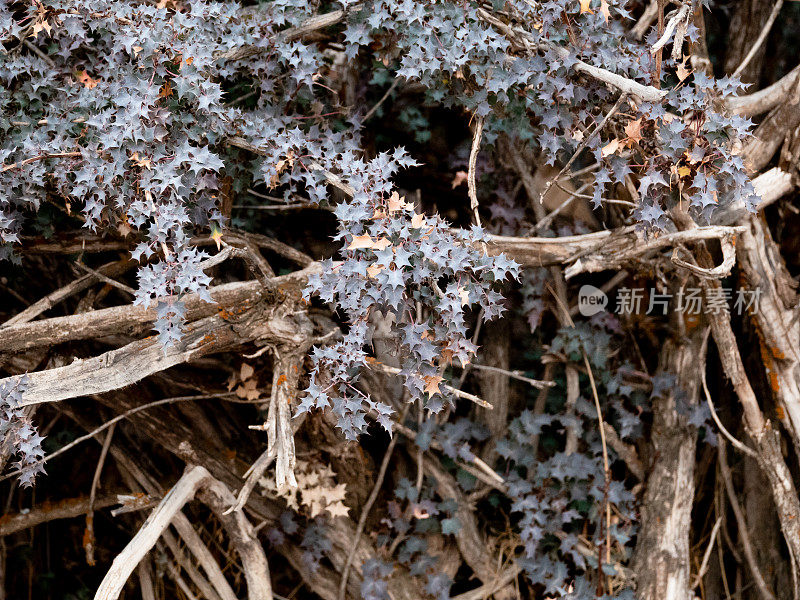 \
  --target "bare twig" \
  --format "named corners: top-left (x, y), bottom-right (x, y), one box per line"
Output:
top-left (0, 393), bottom-right (237, 483)
top-left (700, 360), bottom-right (757, 458)
top-left (536, 94), bottom-right (627, 212)
top-left (0, 151), bottom-right (81, 173)
top-left (85, 423), bottom-right (116, 566)
top-left (717, 440), bottom-right (777, 600)
top-left (363, 78), bottom-right (401, 122)
top-left (4, 282), bottom-right (313, 408)
top-left (602, 423), bottom-right (645, 480)
top-left (171, 512), bottom-right (238, 600)
top-left (73, 262), bottom-right (135, 296)
top-left (23, 39), bottom-right (55, 66)
top-left (649, 4), bottom-right (690, 59)
top-left (368, 362), bottom-right (493, 409)
top-left (532, 181), bottom-right (593, 233)
top-left (455, 362), bottom-right (554, 390)
top-left (2, 259), bottom-right (134, 328)
top-left (631, 0), bottom-right (658, 40)
top-left (583, 352), bottom-right (612, 567)
top-left (691, 517), bottom-right (723, 590)
top-left (216, 6), bottom-right (359, 61)
top-left (391, 419), bottom-right (506, 491)
top-left (450, 565), bottom-right (520, 600)
top-left (226, 414), bottom-right (306, 515)
top-left (137, 562), bottom-right (157, 600)
top-left (468, 115), bottom-right (484, 227)
top-left (0, 495), bottom-right (119, 537)
top-left (160, 532), bottom-right (224, 600)
top-left (165, 559), bottom-right (200, 600)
